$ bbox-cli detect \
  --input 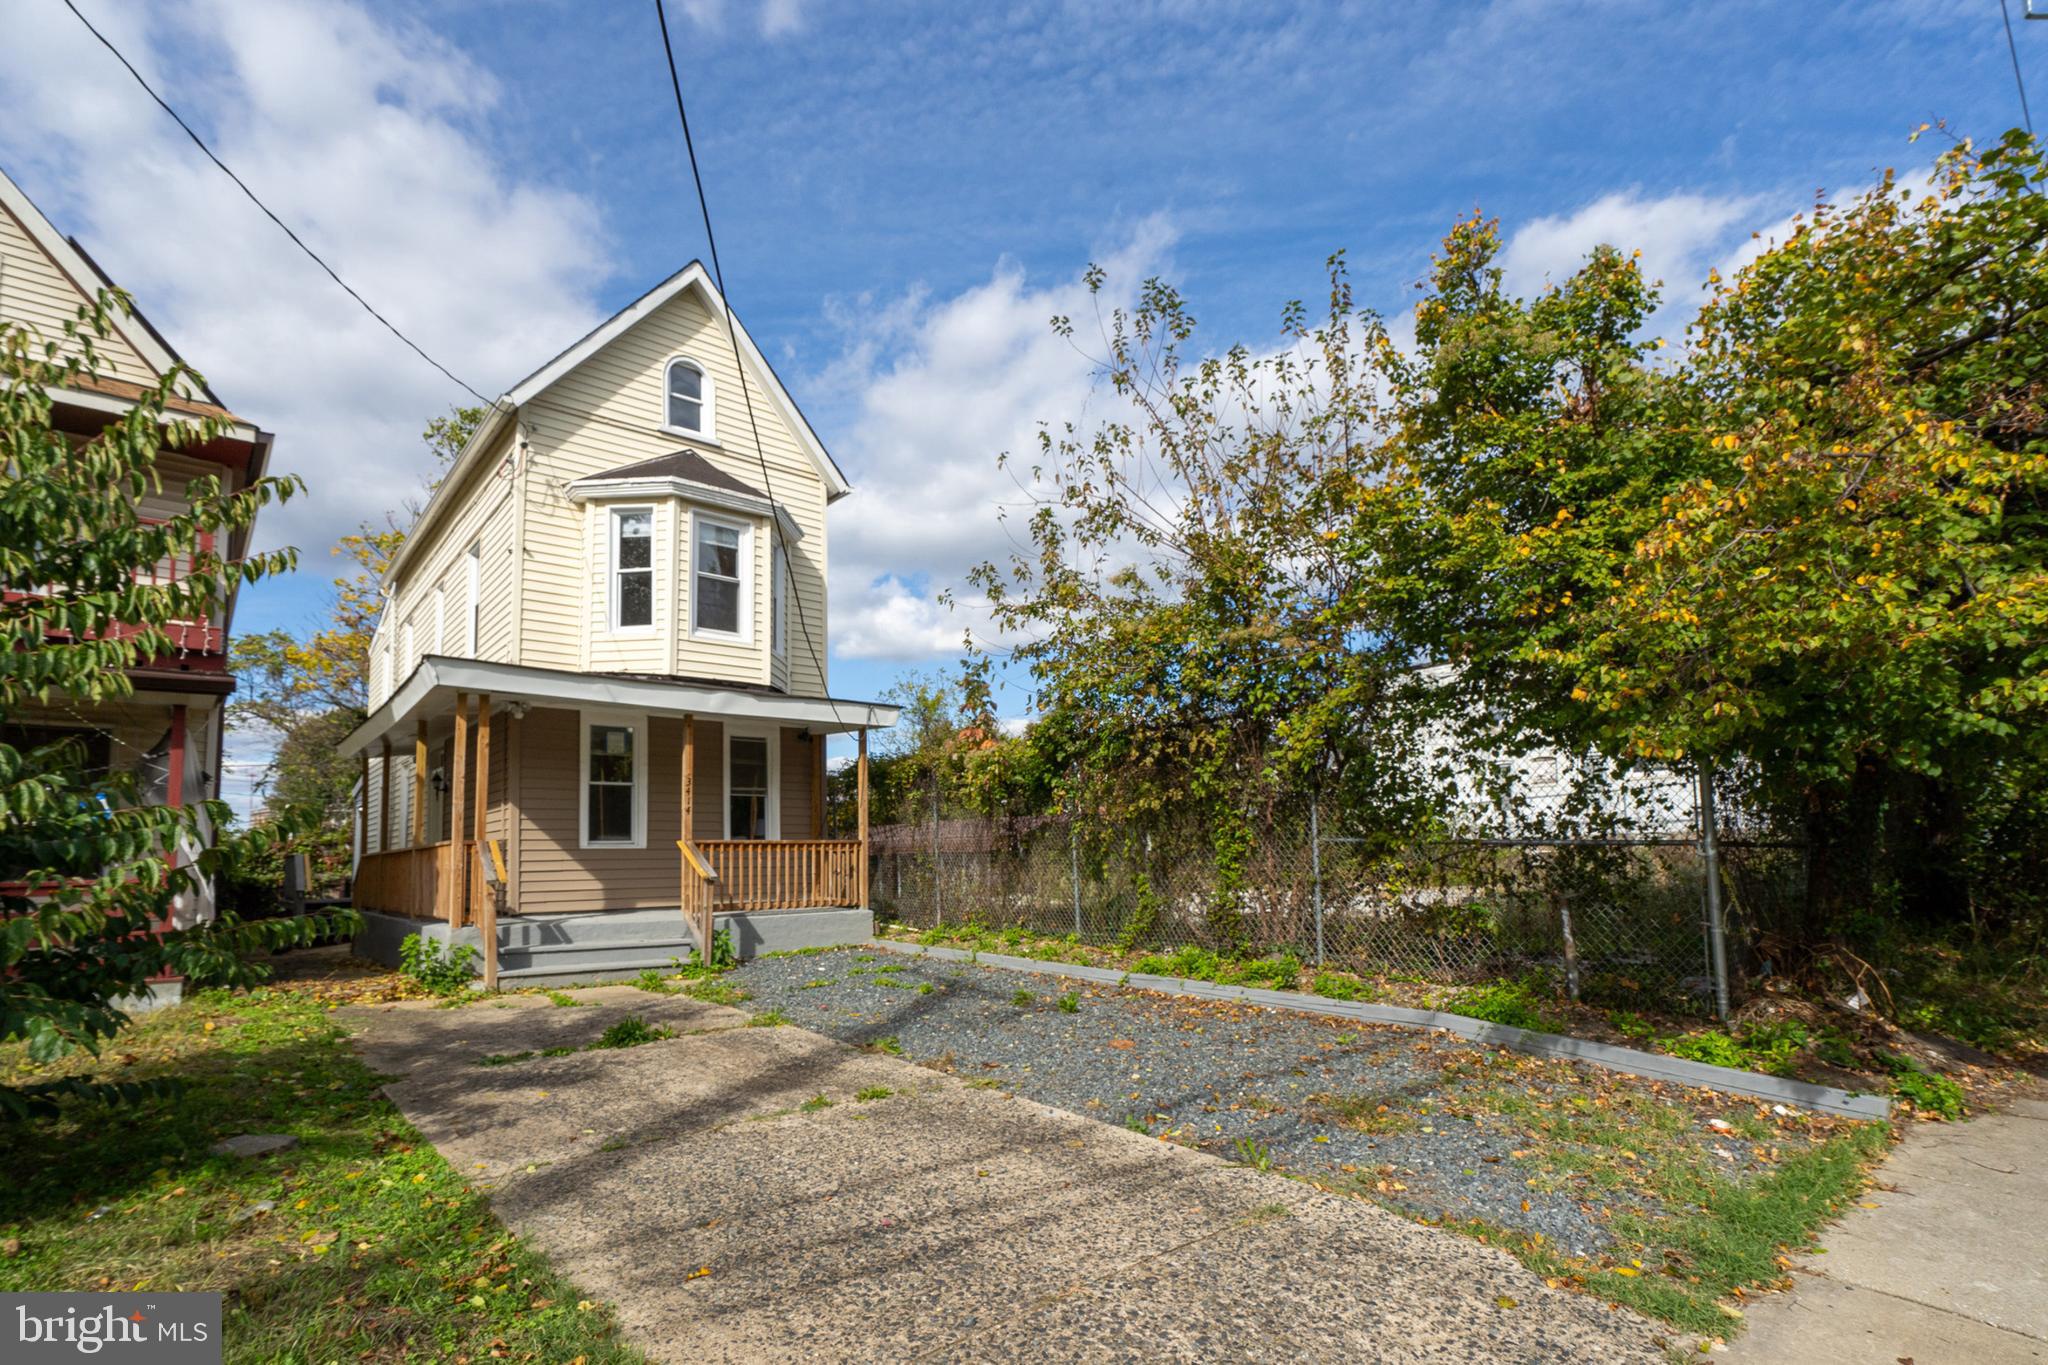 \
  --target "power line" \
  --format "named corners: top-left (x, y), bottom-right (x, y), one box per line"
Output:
top-left (2005, 0), bottom-right (2036, 135)
top-left (62, 0), bottom-right (491, 405)
top-left (651, 0), bottom-right (847, 729)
